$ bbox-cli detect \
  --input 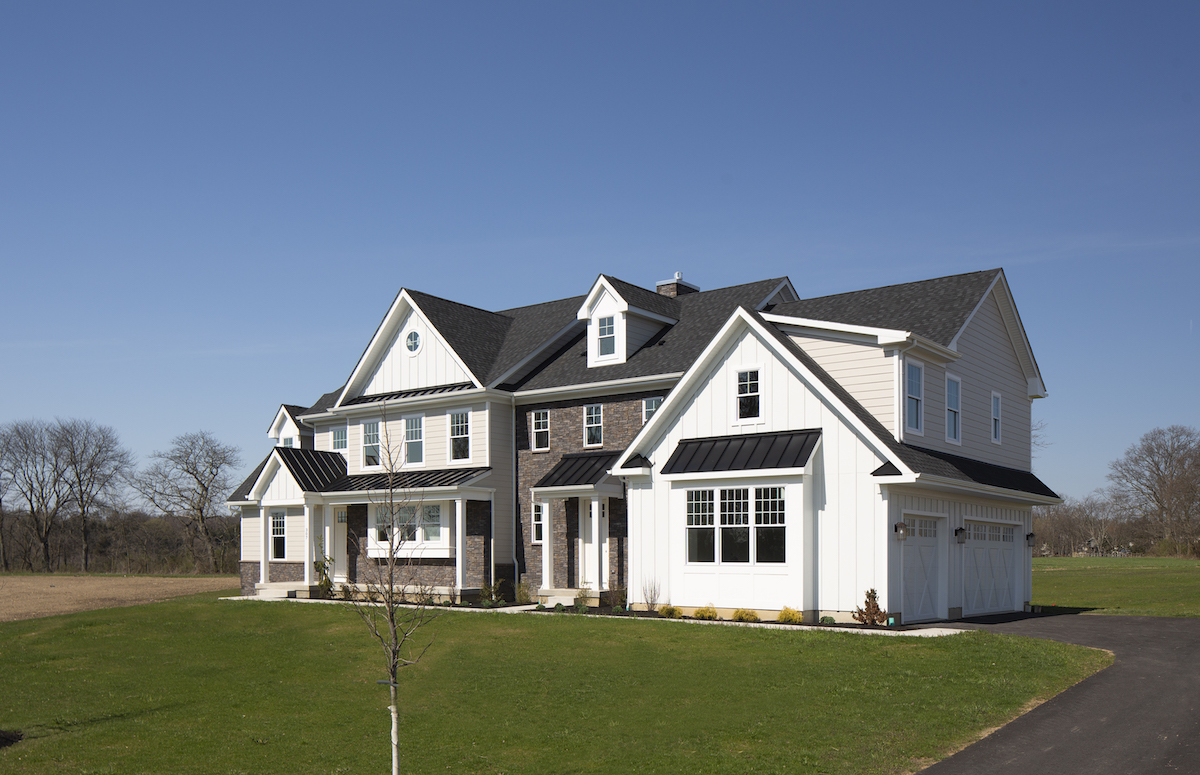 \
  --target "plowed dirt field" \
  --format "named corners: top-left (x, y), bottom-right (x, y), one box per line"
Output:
top-left (0, 575), bottom-right (238, 622)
